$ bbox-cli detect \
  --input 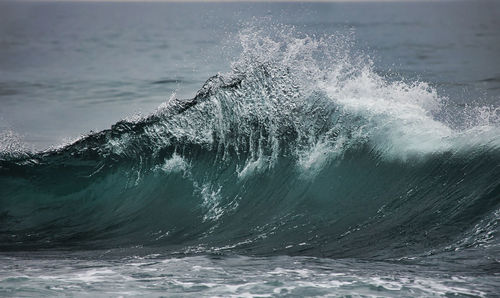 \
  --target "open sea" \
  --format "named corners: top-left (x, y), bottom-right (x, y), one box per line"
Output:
top-left (1, 1), bottom-right (499, 296)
